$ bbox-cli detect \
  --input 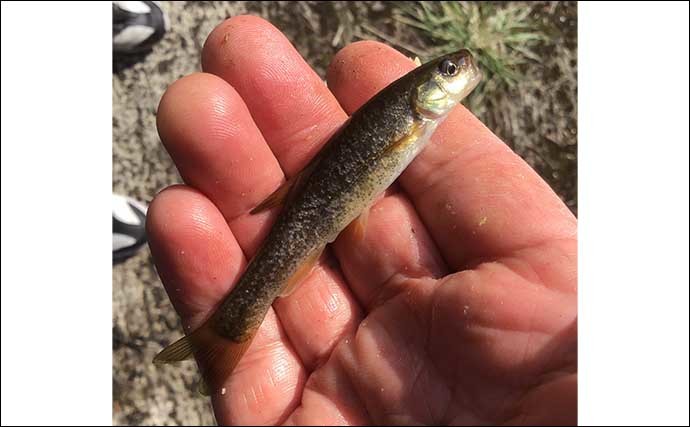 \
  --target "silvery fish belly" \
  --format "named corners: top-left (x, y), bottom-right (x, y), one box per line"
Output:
top-left (154, 48), bottom-right (482, 394)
